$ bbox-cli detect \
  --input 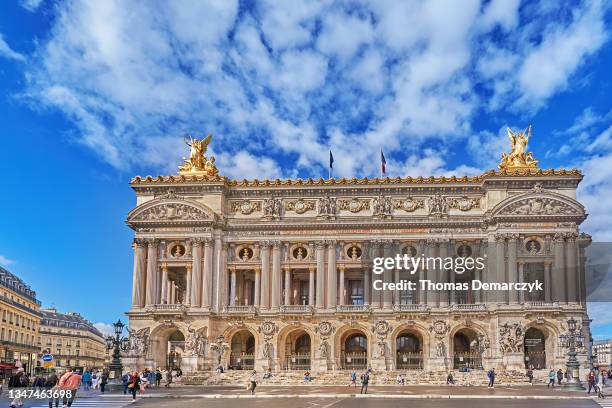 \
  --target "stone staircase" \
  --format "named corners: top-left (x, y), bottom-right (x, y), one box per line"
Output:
top-left (183, 369), bottom-right (549, 387)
